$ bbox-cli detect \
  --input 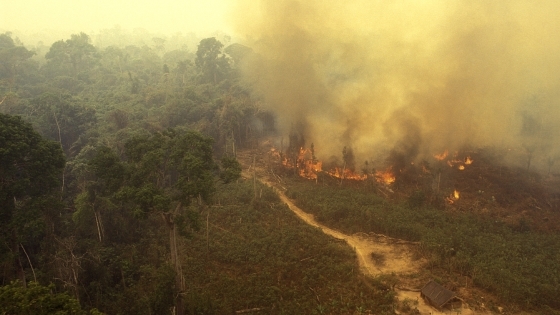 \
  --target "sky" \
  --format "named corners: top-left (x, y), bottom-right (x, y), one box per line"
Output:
top-left (1, 0), bottom-right (233, 36)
